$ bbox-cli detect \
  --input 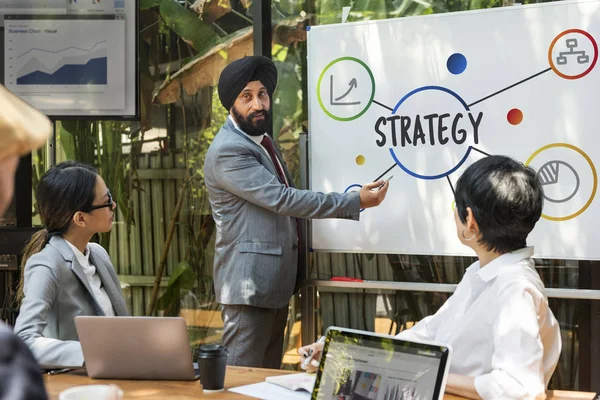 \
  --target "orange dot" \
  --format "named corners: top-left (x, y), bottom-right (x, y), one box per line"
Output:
top-left (507, 108), bottom-right (523, 125)
top-left (356, 155), bottom-right (365, 165)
